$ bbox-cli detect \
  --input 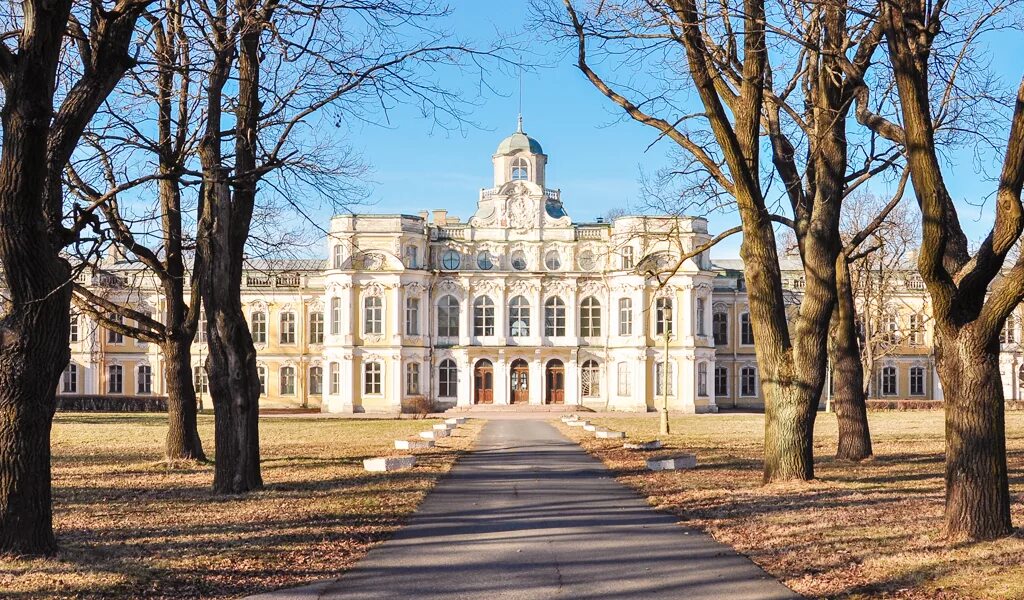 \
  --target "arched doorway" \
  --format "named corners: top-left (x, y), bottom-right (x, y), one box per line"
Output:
top-left (510, 359), bottom-right (530, 404)
top-left (546, 360), bottom-right (565, 404)
top-left (474, 359), bottom-right (493, 404)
